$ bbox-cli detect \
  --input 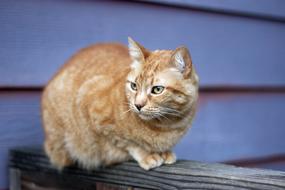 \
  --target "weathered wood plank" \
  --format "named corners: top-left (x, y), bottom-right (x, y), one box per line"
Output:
top-left (21, 171), bottom-right (132, 190)
top-left (9, 148), bottom-right (285, 190)
top-left (9, 168), bottom-right (21, 190)
top-left (0, 0), bottom-right (285, 87)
